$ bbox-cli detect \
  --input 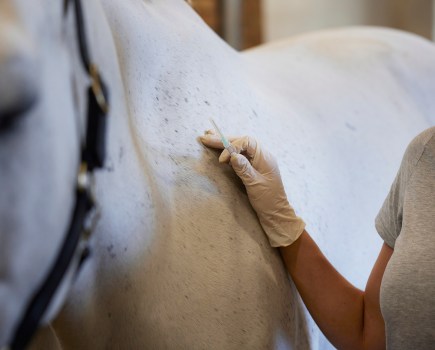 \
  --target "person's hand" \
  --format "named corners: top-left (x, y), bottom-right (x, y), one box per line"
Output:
top-left (200, 131), bottom-right (305, 247)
